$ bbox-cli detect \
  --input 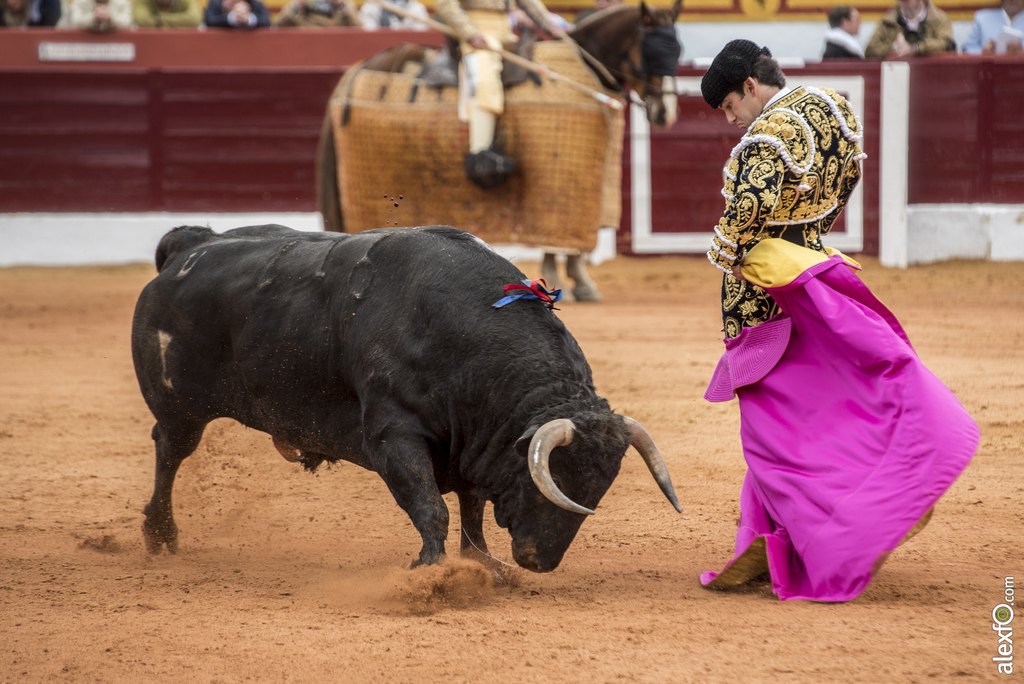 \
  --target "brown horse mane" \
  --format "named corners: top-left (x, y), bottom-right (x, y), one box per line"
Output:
top-left (571, 3), bottom-right (641, 34)
top-left (569, 3), bottom-right (679, 89)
